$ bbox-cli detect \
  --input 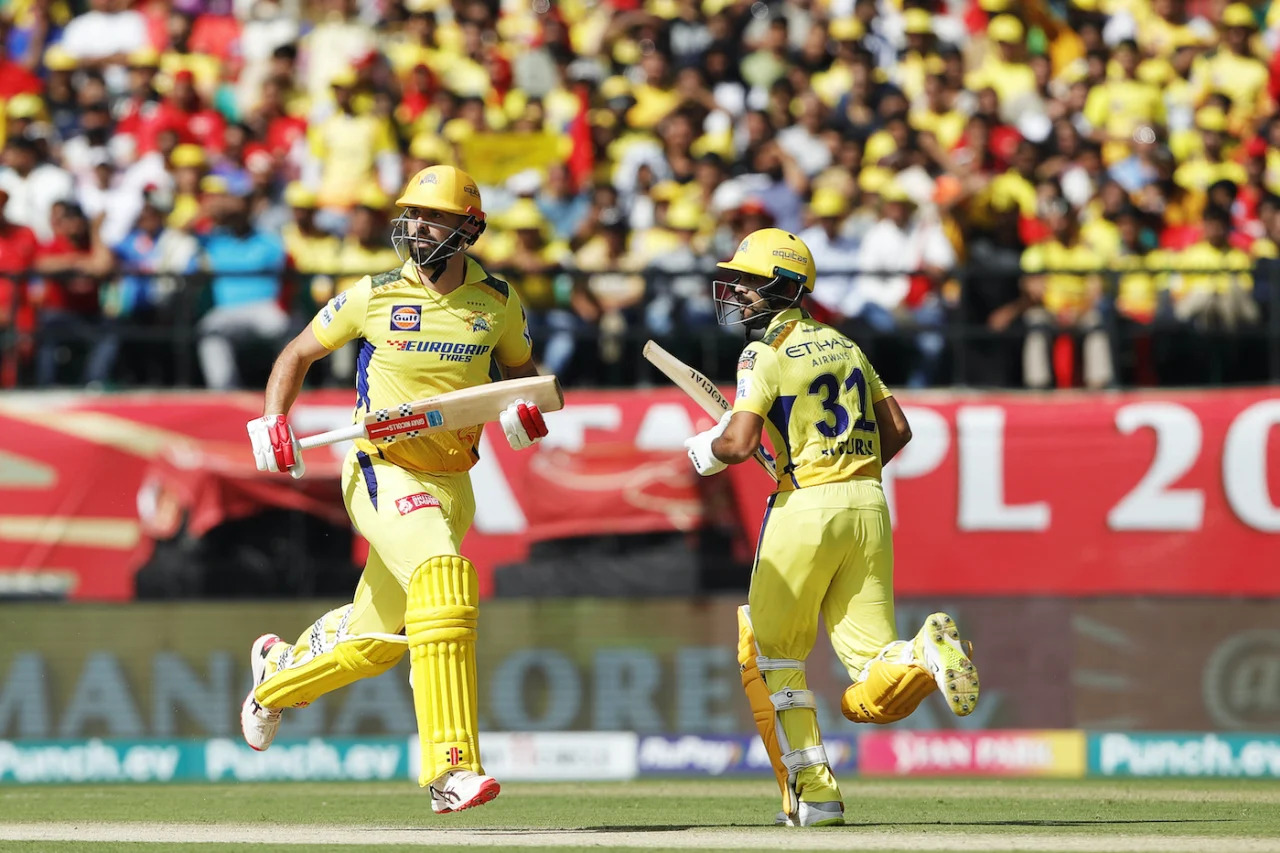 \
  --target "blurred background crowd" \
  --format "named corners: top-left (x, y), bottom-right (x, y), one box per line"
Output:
top-left (1, 0), bottom-right (1279, 392)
